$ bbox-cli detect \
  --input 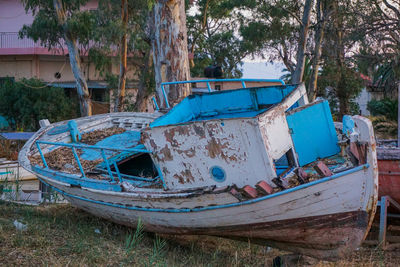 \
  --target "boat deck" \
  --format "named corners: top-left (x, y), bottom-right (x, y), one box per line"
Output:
top-left (30, 124), bottom-right (355, 197)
